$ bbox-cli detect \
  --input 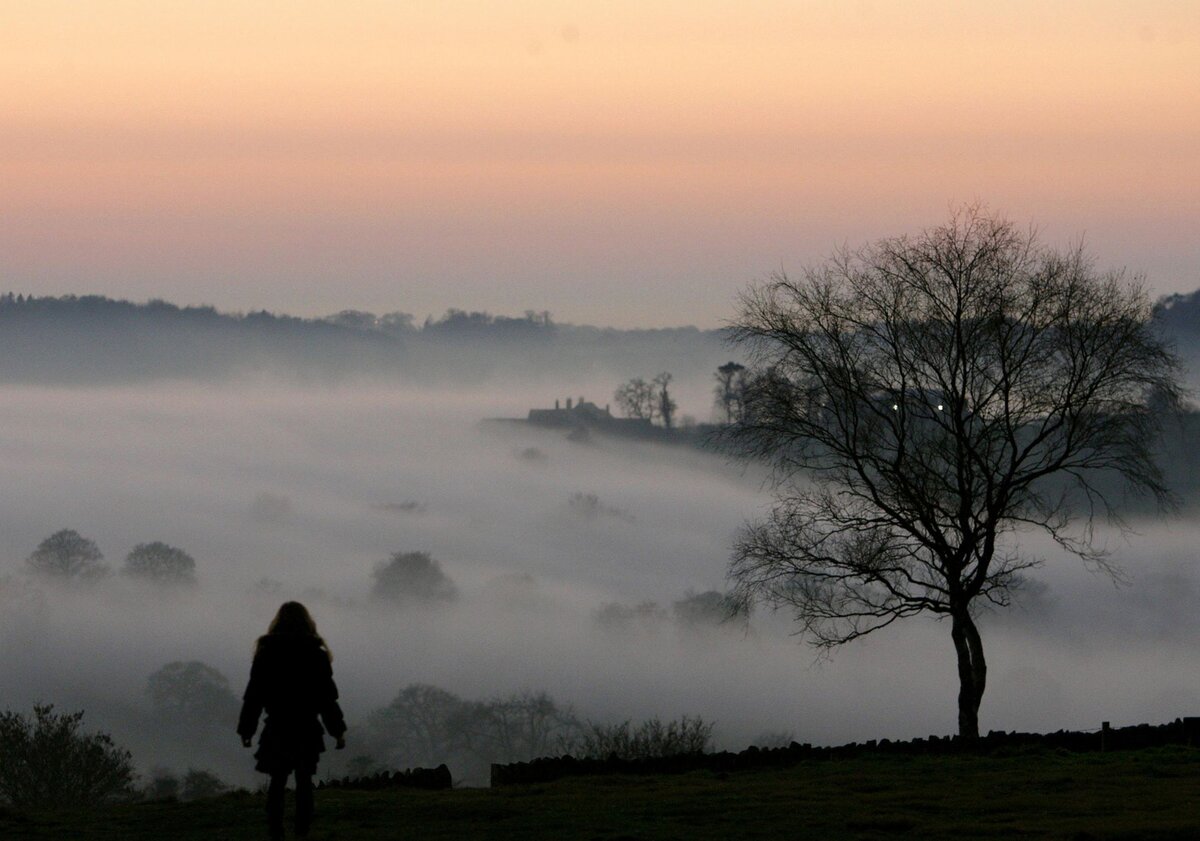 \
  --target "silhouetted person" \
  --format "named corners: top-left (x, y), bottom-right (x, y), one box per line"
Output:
top-left (238, 602), bottom-right (346, 840)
